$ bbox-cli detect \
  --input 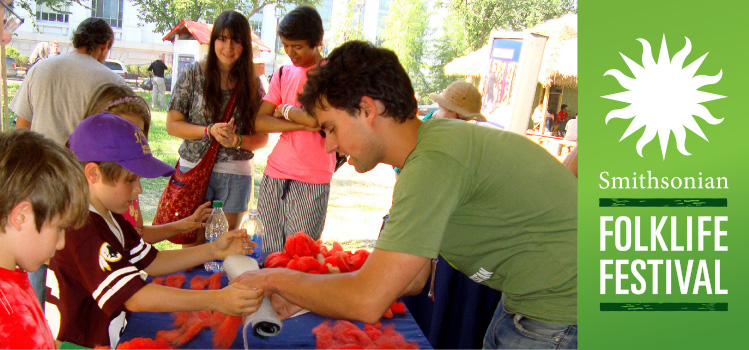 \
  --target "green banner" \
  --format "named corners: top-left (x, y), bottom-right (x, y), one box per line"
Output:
top-left (580, 0), bottom-right (745, 348)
